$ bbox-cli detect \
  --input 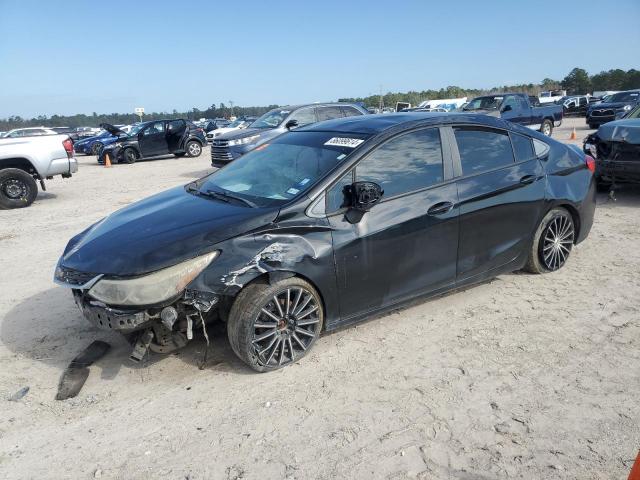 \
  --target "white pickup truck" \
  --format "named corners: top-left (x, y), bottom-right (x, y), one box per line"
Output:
top-left (0, 134), bottom-right (78, 209)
